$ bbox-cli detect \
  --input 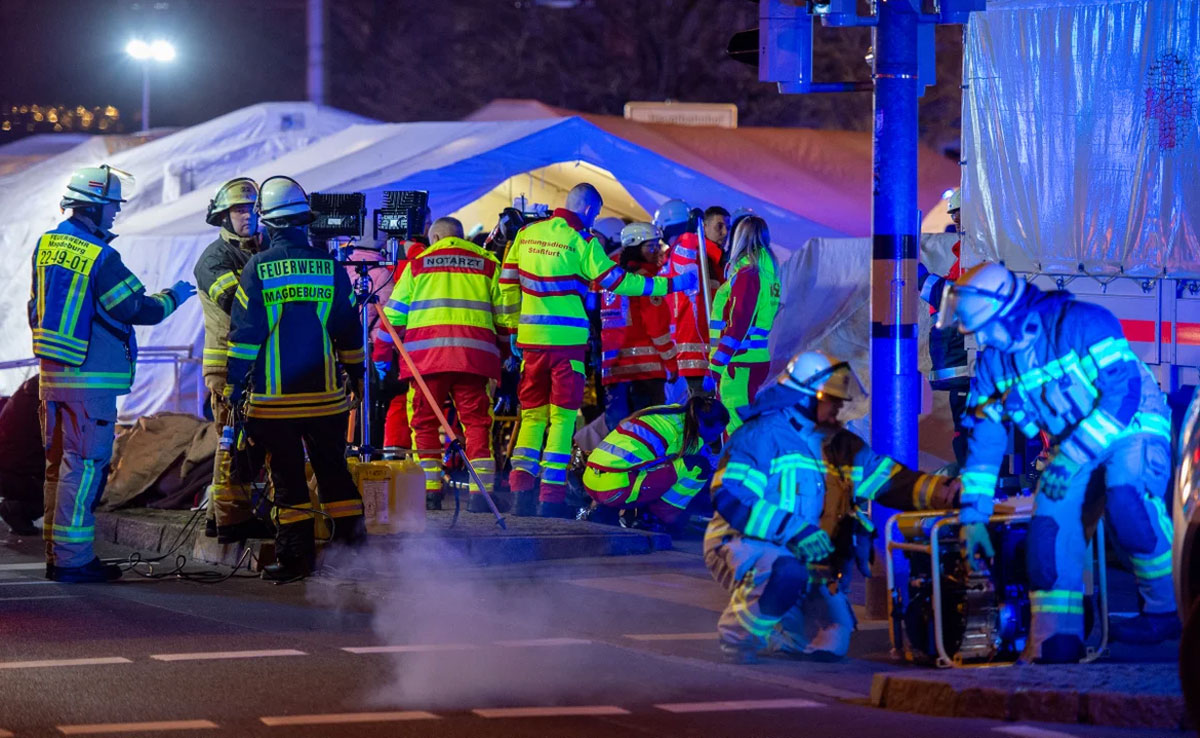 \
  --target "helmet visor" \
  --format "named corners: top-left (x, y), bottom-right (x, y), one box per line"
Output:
top-left (104, 165), bottom-right (135, 203)
top-left (811, 361), bottom-right (868, 403)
